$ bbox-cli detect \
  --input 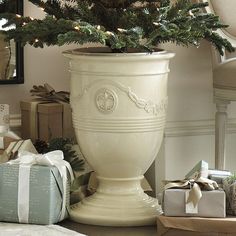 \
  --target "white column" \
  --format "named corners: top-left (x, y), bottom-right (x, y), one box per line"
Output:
top-left (215, 100), bottom-right (230, 170)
